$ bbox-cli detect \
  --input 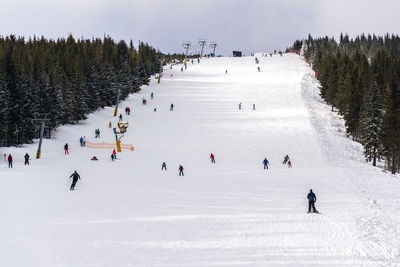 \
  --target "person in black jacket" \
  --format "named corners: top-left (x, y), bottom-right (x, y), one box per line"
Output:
top-left (69, 171), bottom-right (81, 190)
top-left (307, 189), bottom-right (317, 213)
top-left (24, 153), bottom-right (30, 165)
